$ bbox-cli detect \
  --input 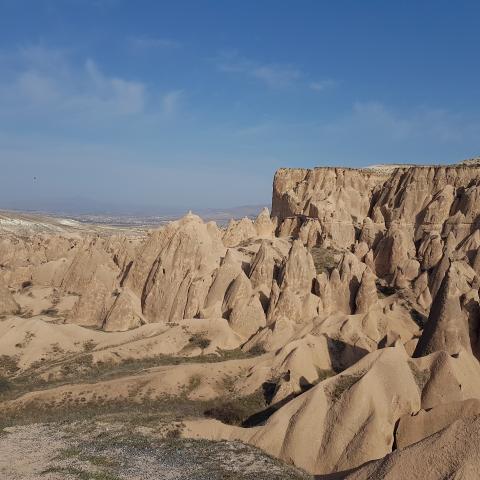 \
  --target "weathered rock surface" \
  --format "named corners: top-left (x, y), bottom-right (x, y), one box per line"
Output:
top-left (0, 276), bottom-right (19, 315)
top-left (347, 415), bottom-right (480, 480)
top-left (273, 164), bottom-right (480, 304)
top-left (414, 260), bottom-right (480, 358)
